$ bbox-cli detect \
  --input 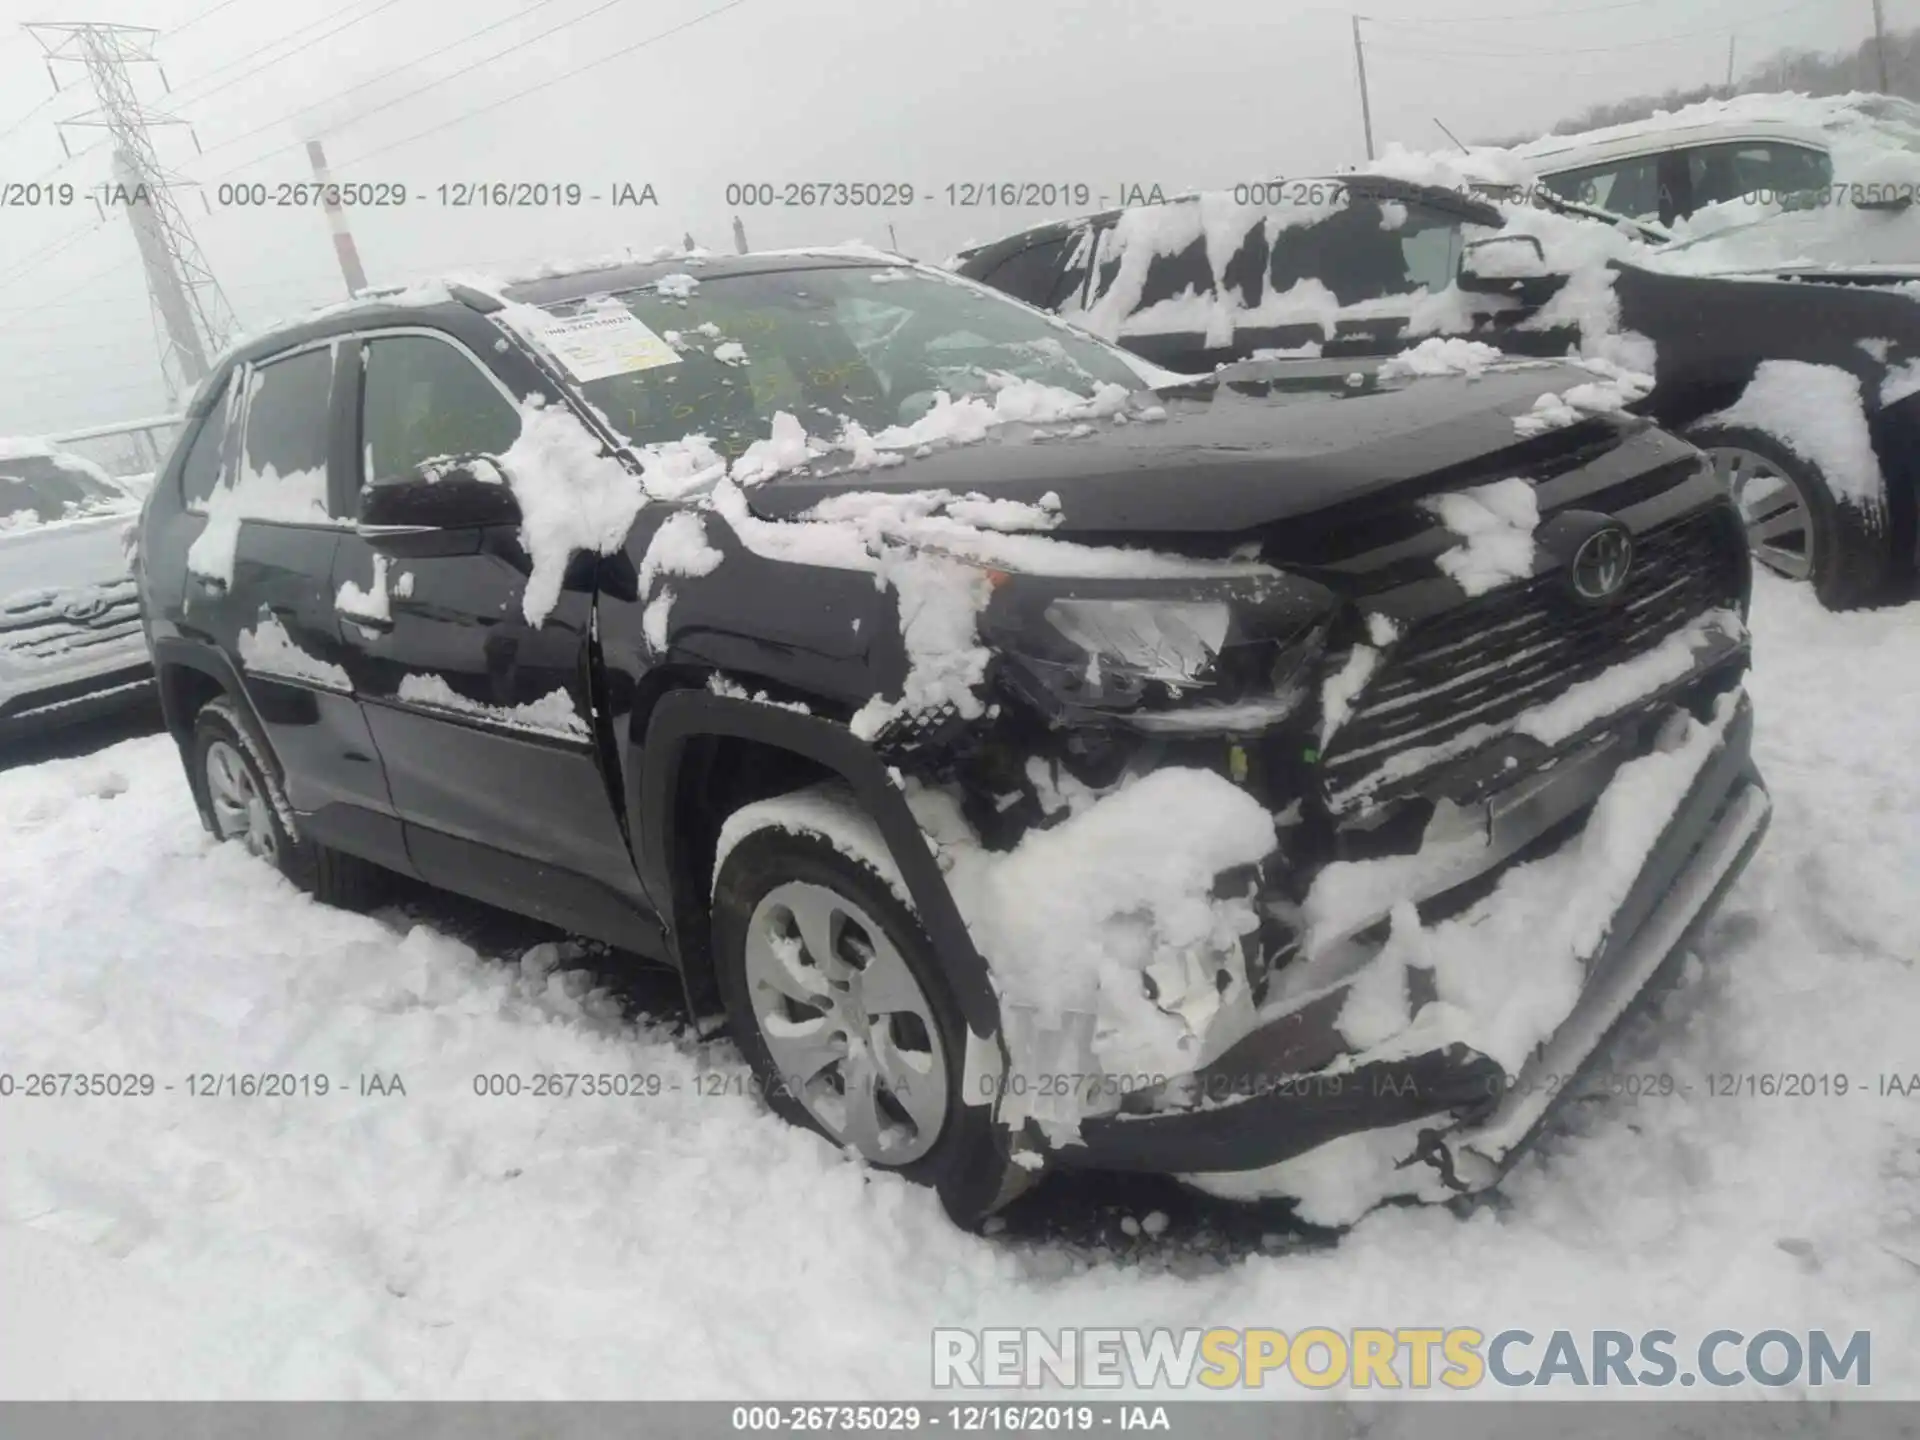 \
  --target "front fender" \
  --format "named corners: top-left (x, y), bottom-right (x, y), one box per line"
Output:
top-left (634, 689), bottom-right (1004, 1044)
